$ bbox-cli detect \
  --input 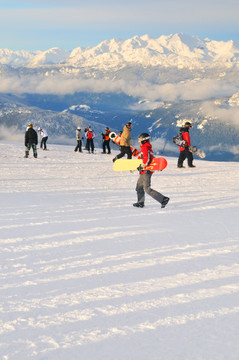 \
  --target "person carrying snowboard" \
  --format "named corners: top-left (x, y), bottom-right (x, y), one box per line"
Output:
top-left (24, 123), bottom-right (38, 158)
top-left (177, 122), bottom-right (195, 168)
top-left (133, 133), bottom-right (169, 208)
top-left (112, 122), bottom-right (132, 162)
